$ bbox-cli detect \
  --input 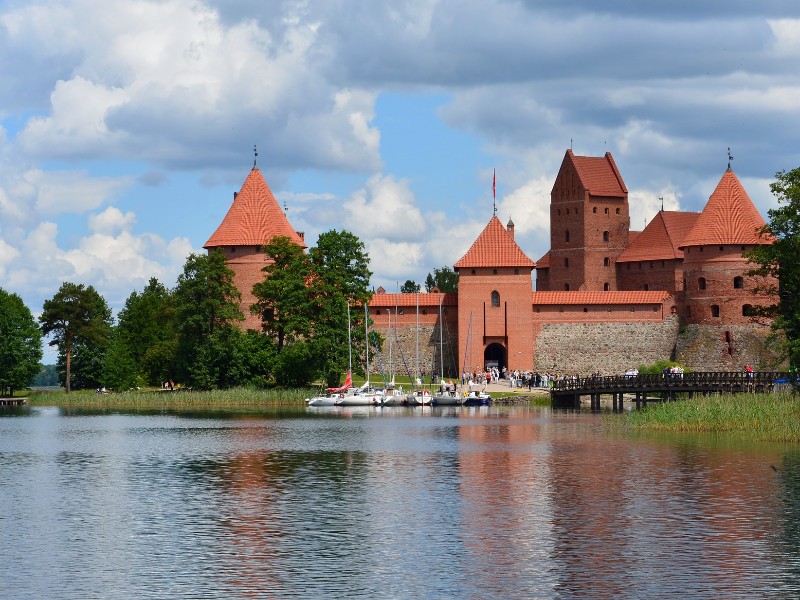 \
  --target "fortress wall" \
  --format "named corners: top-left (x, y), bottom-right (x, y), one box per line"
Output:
top-left (533, 315), bottom-right (681, 375)
top-left (674, 324), bottom-right (786, 371)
